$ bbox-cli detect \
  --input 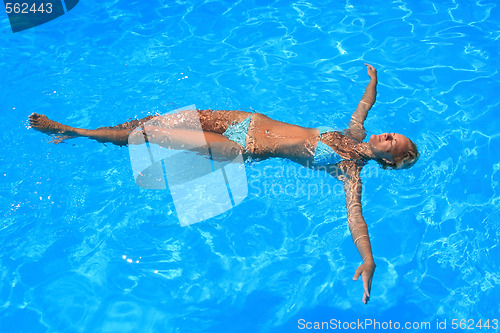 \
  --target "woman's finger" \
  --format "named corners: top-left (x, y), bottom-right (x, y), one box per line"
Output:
top-left (353, 267), bottom-right (362, 280)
